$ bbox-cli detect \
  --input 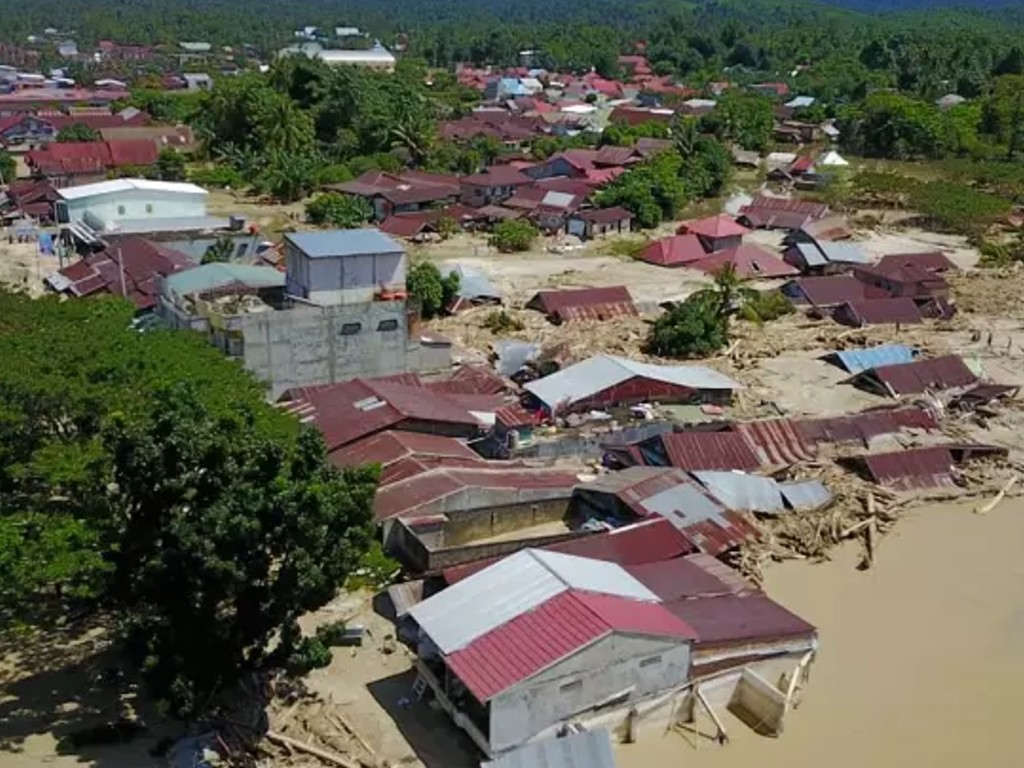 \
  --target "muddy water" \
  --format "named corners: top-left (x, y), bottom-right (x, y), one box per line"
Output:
top-left (617, 500), bottom-right (1024, 768)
